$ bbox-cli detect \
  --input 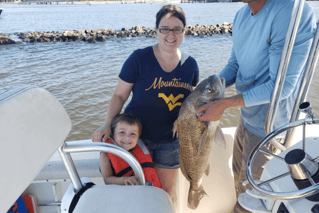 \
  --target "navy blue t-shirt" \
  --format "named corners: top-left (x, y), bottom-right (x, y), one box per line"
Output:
top-left (119, 46), bottom-right (199, 143)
